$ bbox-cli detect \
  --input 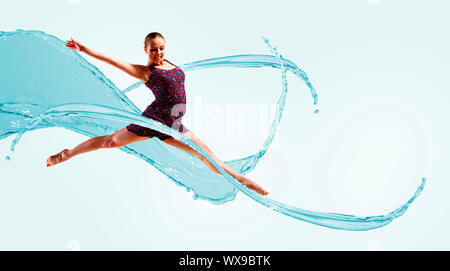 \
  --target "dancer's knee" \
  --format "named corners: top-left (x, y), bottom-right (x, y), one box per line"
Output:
top-left (103, 135), bottom-right (121, 148)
